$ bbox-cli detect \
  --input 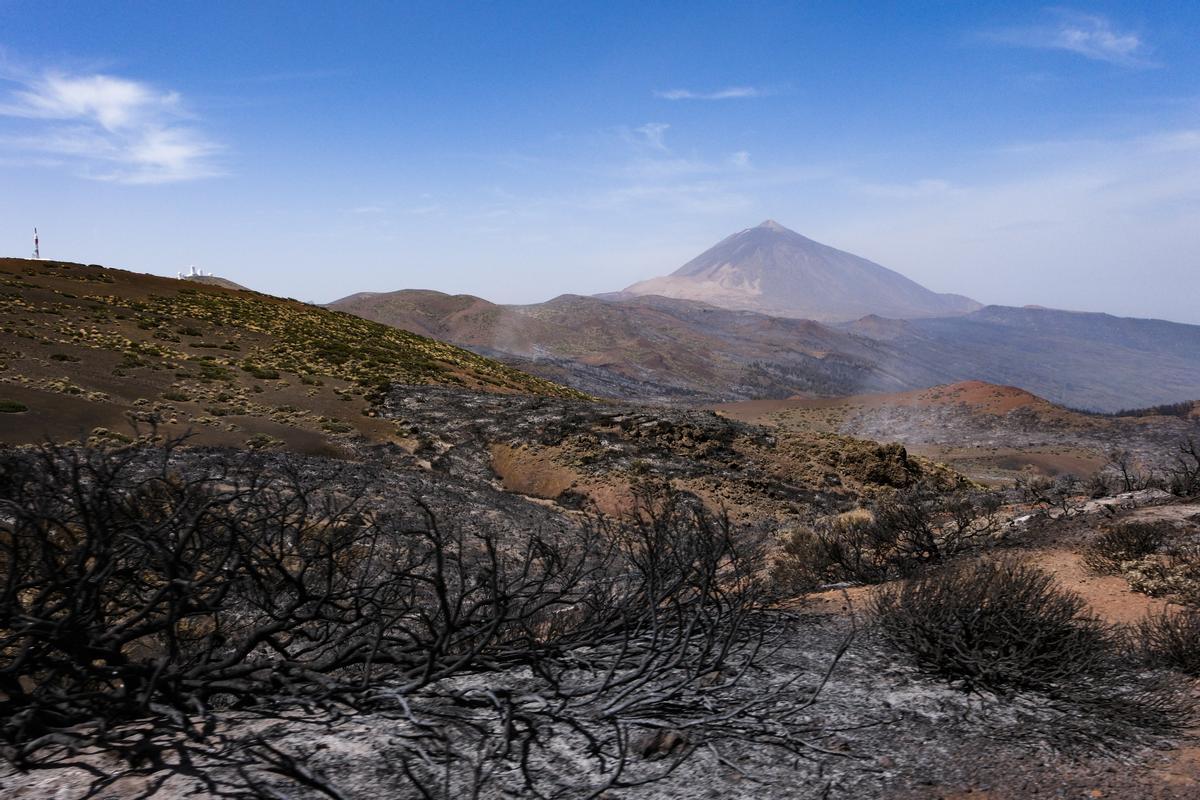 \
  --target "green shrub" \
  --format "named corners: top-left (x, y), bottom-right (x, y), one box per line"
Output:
top-left (242, 362), bottom-right (280, 380)
top-left (196, 362), bottom-right (232, 381)
top-left (49, 352), bottom-right (80, 362)
top-left (1125, 545), bottom-right (1200, 605)
top-left (772, 514), bottom-right (886, 592)
top-left (245, 433), bottom-right (284, 450)
top-left (0, 399), bottom-right (28, 413)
